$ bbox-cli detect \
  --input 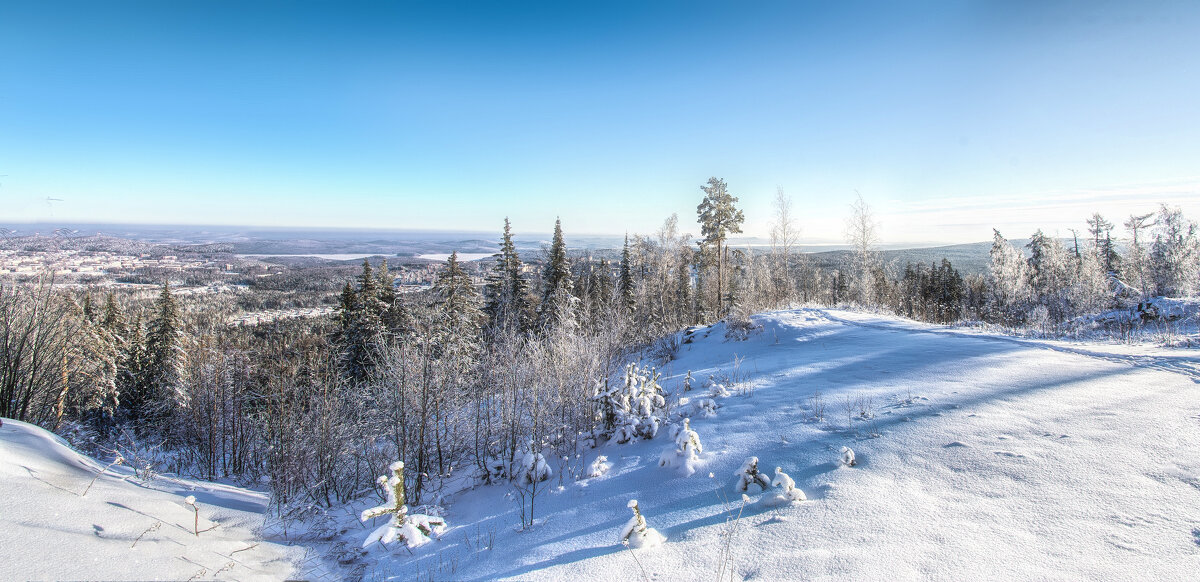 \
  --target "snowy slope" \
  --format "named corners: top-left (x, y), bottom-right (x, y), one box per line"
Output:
top-left (0, 419), bottom-right (301, 581)
top-left (349, 307), bottom-right (1200, 581)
